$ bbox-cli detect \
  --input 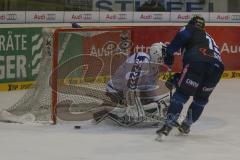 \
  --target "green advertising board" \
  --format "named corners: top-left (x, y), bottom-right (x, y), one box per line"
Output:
top-left (0, 27), bottom-right (43, 91)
